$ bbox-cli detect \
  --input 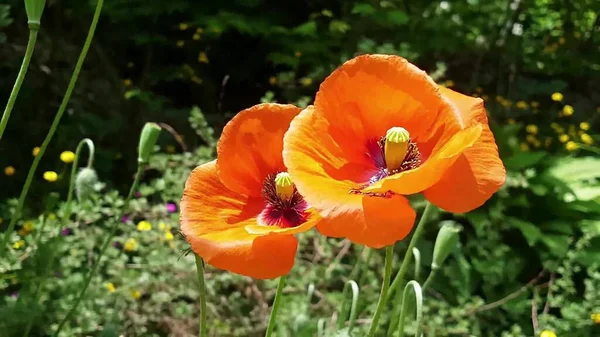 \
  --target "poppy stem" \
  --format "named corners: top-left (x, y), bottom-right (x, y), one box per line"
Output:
top-left (194, 255), bottom-right (208, 337)
top-left (366, 244), bottom-right (394, 337)
top-left (386, 202), bottom-right (436, 333)
top-left (265, 275), bottom-right (287, 337)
